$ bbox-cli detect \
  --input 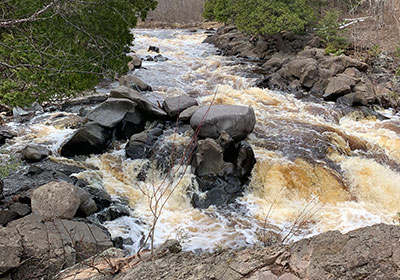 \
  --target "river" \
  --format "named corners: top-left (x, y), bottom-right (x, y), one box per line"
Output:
top-left (3, 28), bottom-right (400, 254)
